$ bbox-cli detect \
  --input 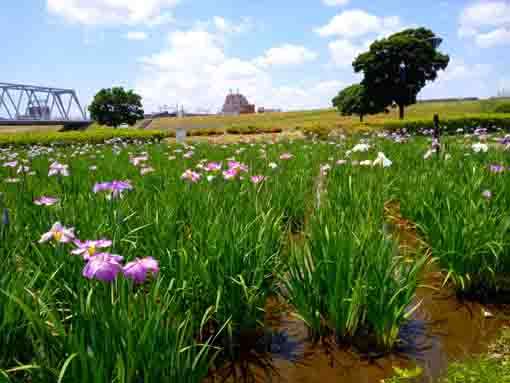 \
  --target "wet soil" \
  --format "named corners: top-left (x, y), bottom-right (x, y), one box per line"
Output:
top-left (206, 202), bottom-right (510, 383)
